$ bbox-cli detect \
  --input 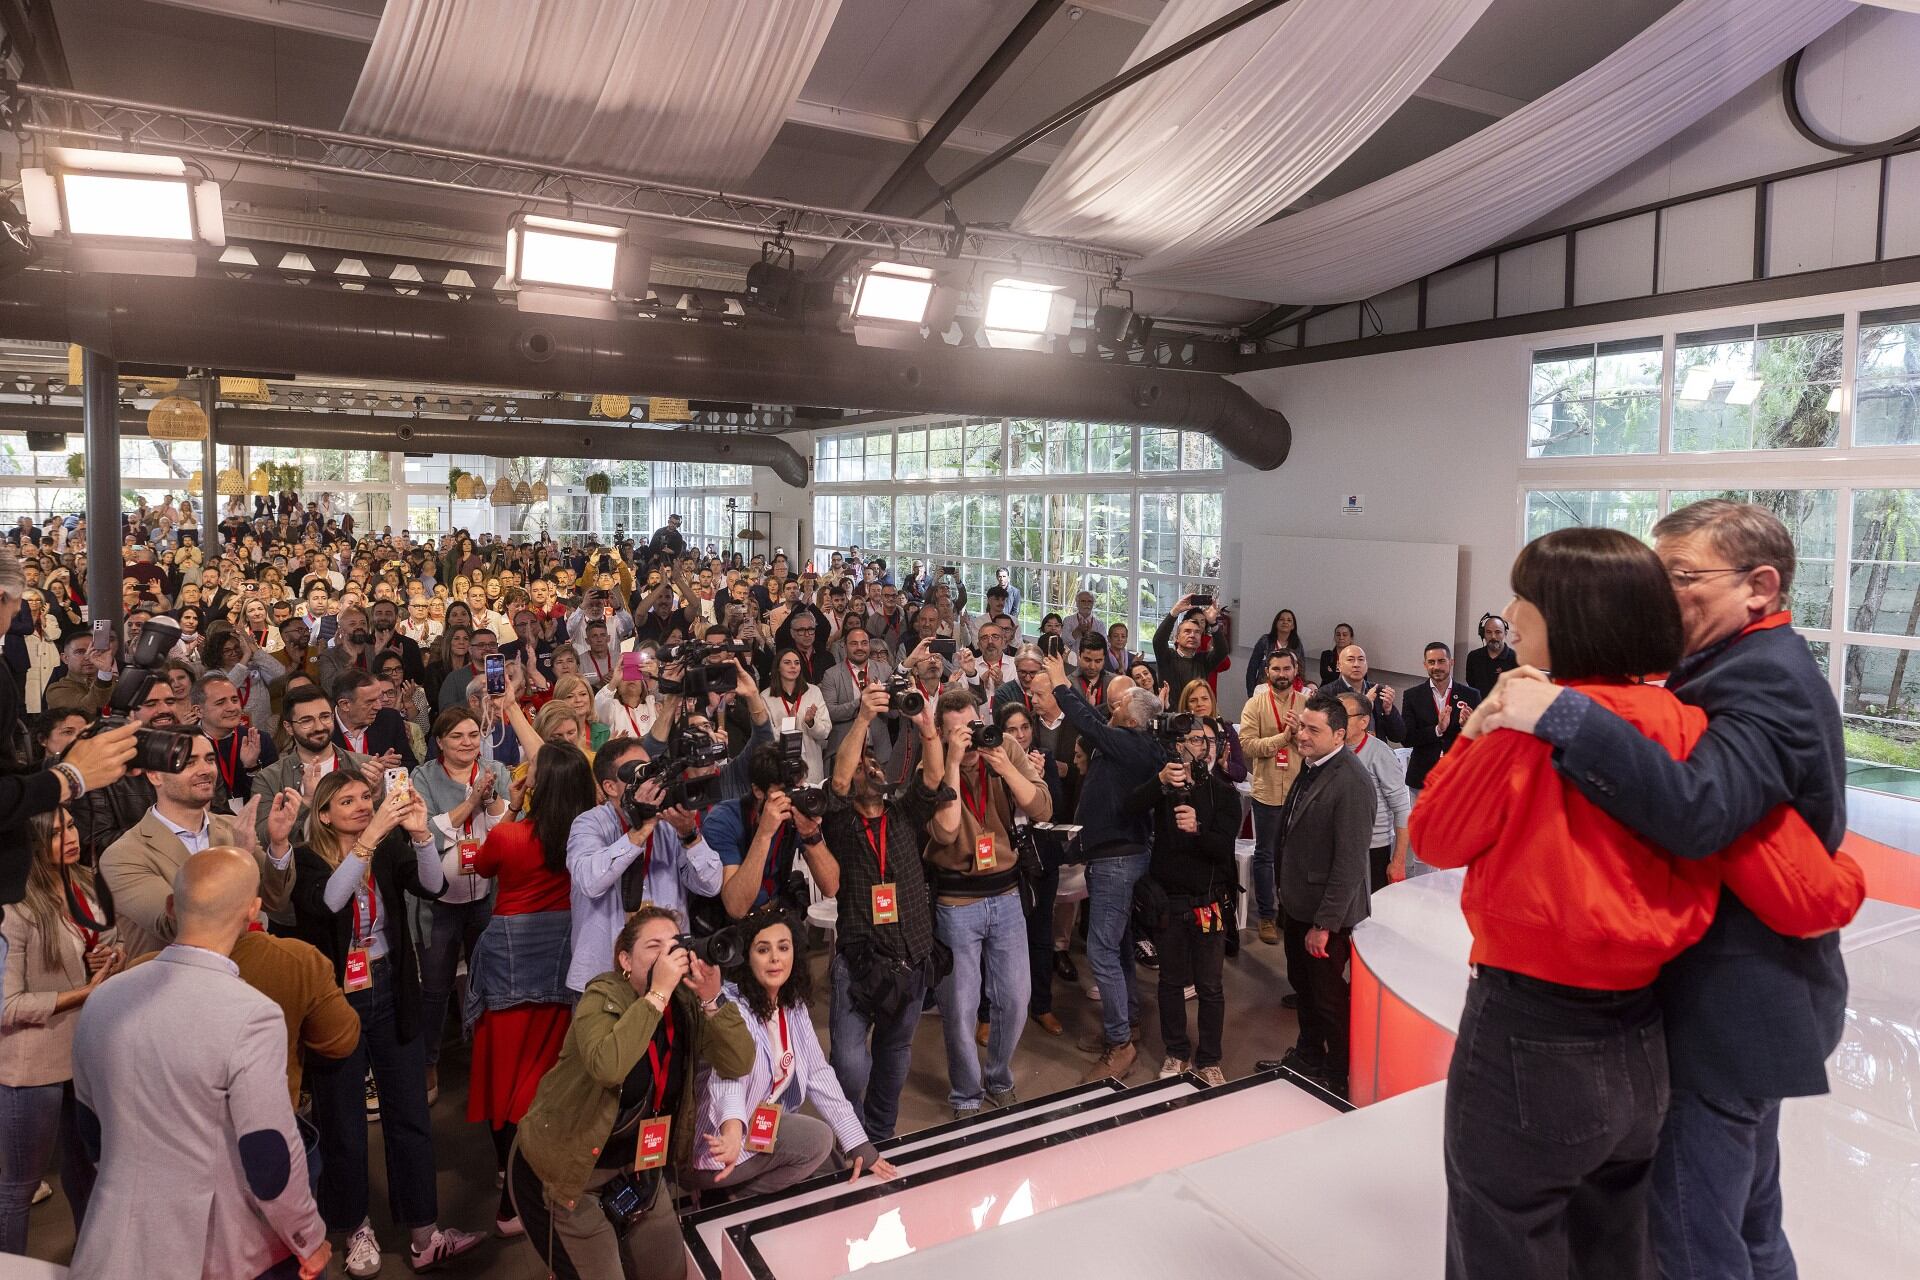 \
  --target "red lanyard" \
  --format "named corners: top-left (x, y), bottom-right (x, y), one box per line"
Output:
top-left (351, 882), bottom-right (378, 945)
top-left (344, 724), bottom-right (368, 753)
top-left (1266, 686), bottom-right (1287, 728)
top-left (647, 1014), bottom-right (676, 1115)
top-left (214, 730), bottom-right (243, 791)
top-left (1351, 732), bottom-right (1370, 753)
top-left (769, 1007), bottom-right (793, 1096)
top-left (864, 813), bottom-right (888, 880)
top-left (960, 759), bottom-right (990, 823)
top-left (445, 759), bottom-right (478, 835)
top-left (66, 884), bottom-right (102, 951)
top-left (623, 702), bottom-right (646, 737)
top-left (779, 691), bottom-right (800, 719)
top-left (589, 650), bottom-right (610, 683)
top-left (638, 827), bottom-right (656, 886)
